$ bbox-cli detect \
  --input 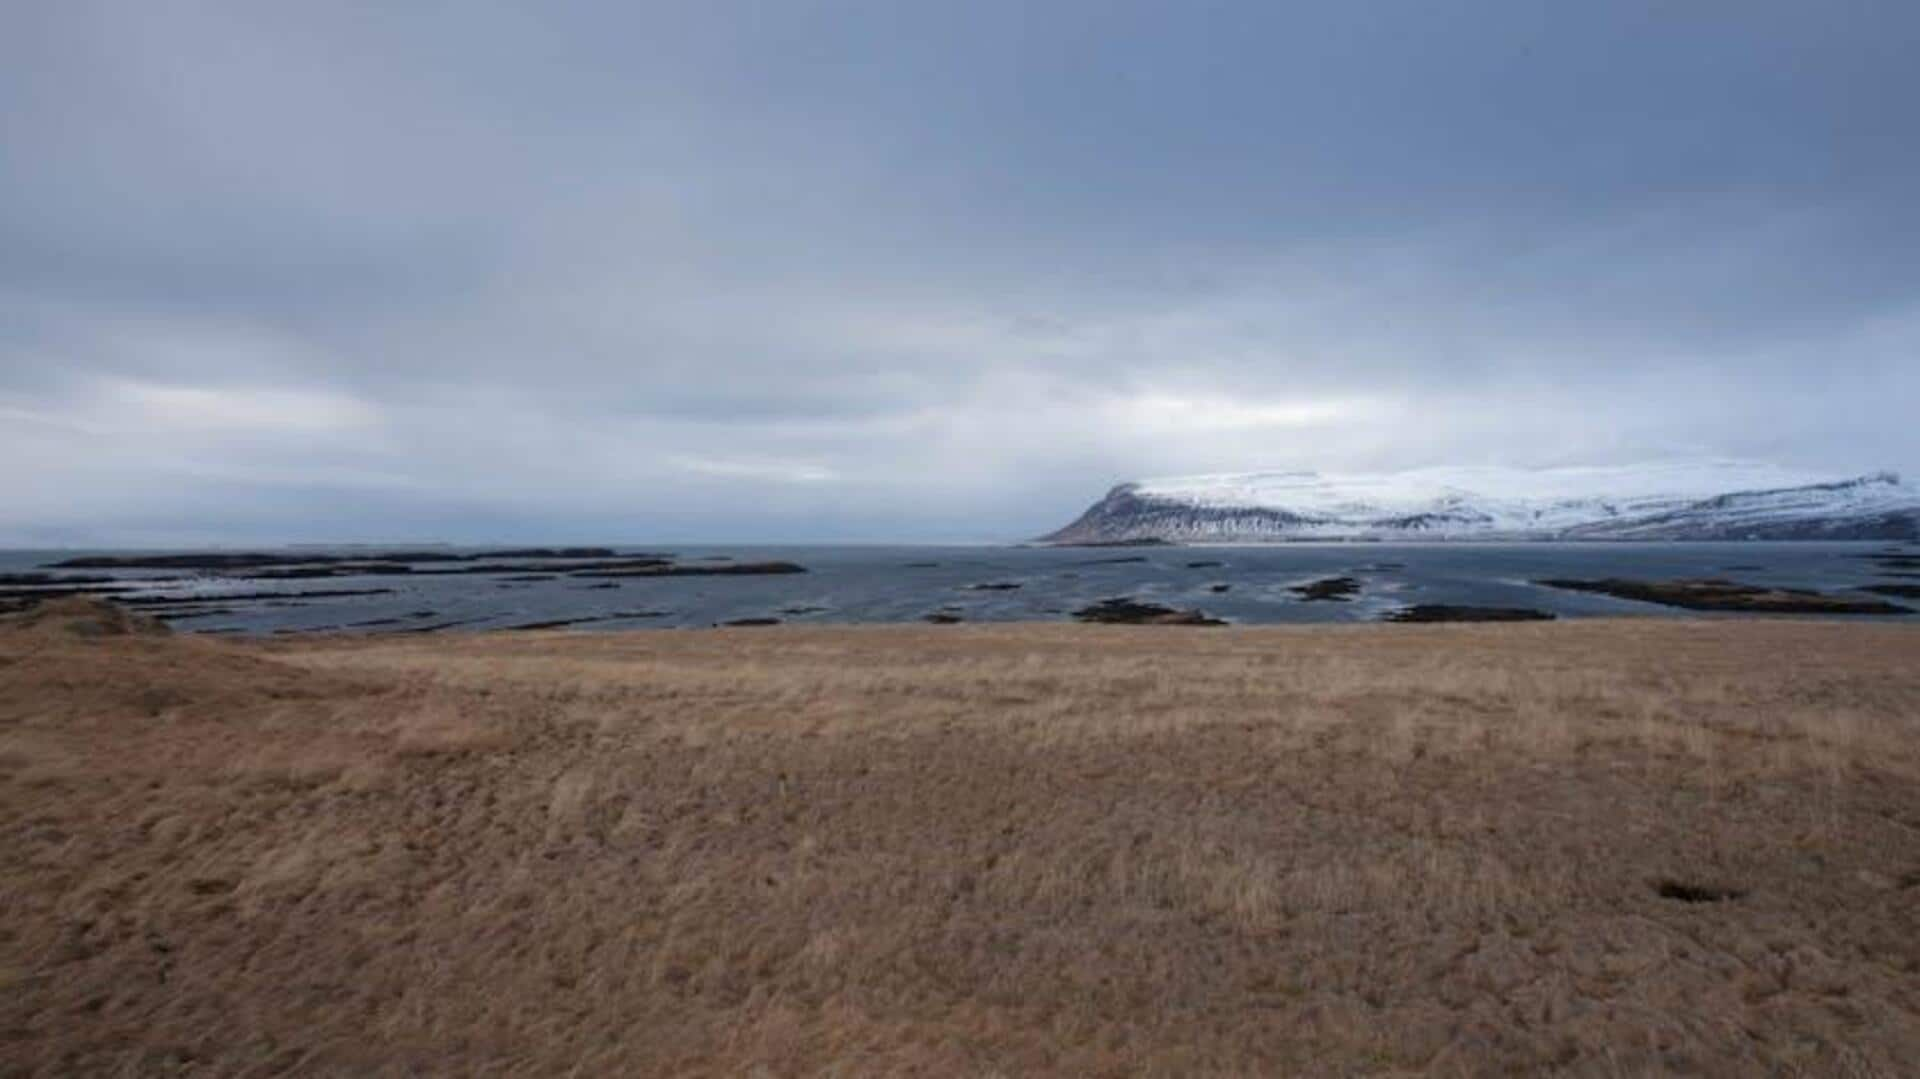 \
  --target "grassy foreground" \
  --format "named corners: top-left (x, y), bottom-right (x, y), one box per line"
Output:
top-left (4, 606), bottom-right (1919, 1075)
